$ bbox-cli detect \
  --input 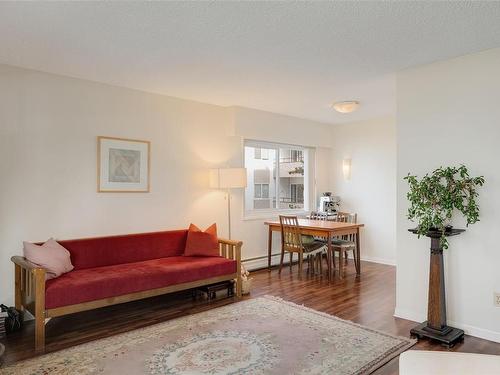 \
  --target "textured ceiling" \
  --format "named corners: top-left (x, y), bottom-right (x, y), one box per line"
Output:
top-left (1, 2), bottom-right (500, 124)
